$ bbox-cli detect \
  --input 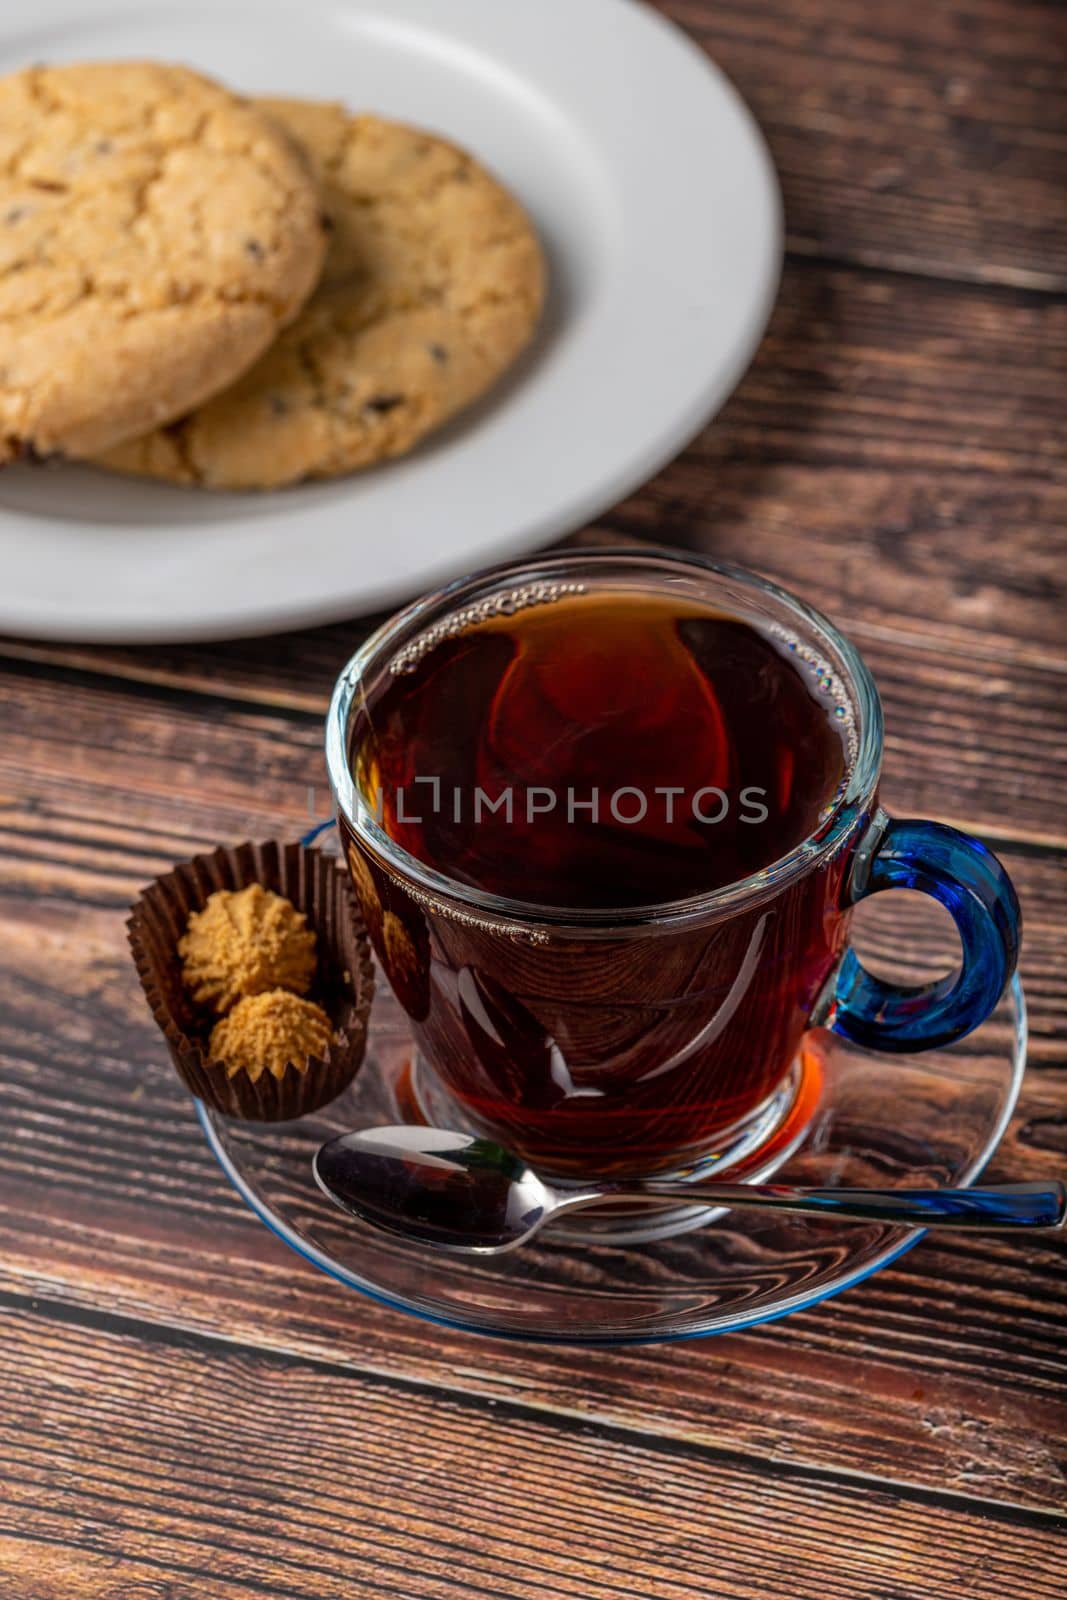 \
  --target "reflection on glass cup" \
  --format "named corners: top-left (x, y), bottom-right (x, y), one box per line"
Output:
top-left (327, 551), bottom-right (1020, 1181)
